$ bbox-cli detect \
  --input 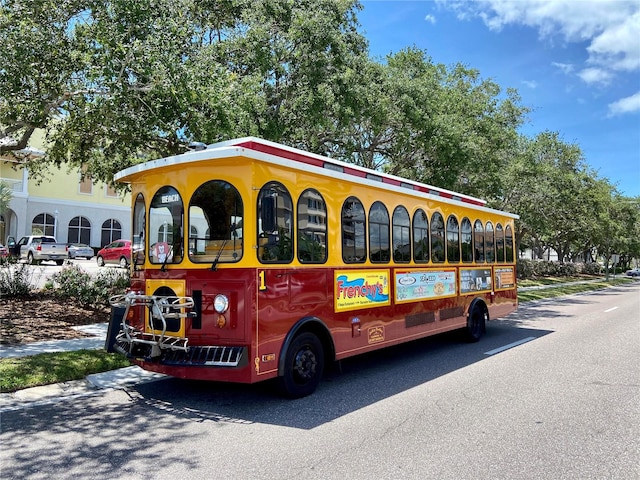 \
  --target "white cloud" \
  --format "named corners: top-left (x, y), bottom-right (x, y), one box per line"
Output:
top-left (578, 67), bottom-right (614, 86)
top-left (439, 0), bottom-right (640, 84)
top-left (424, 14), bottom-right (436, 24)
top-left (587, 11), bottom-right (640, 72)
top-left (552, 62), bottom-right (574, 75)
top-left (608, 91), bottom-right (640, 116)
top-left (521, 80), bottom-right (538, 89)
